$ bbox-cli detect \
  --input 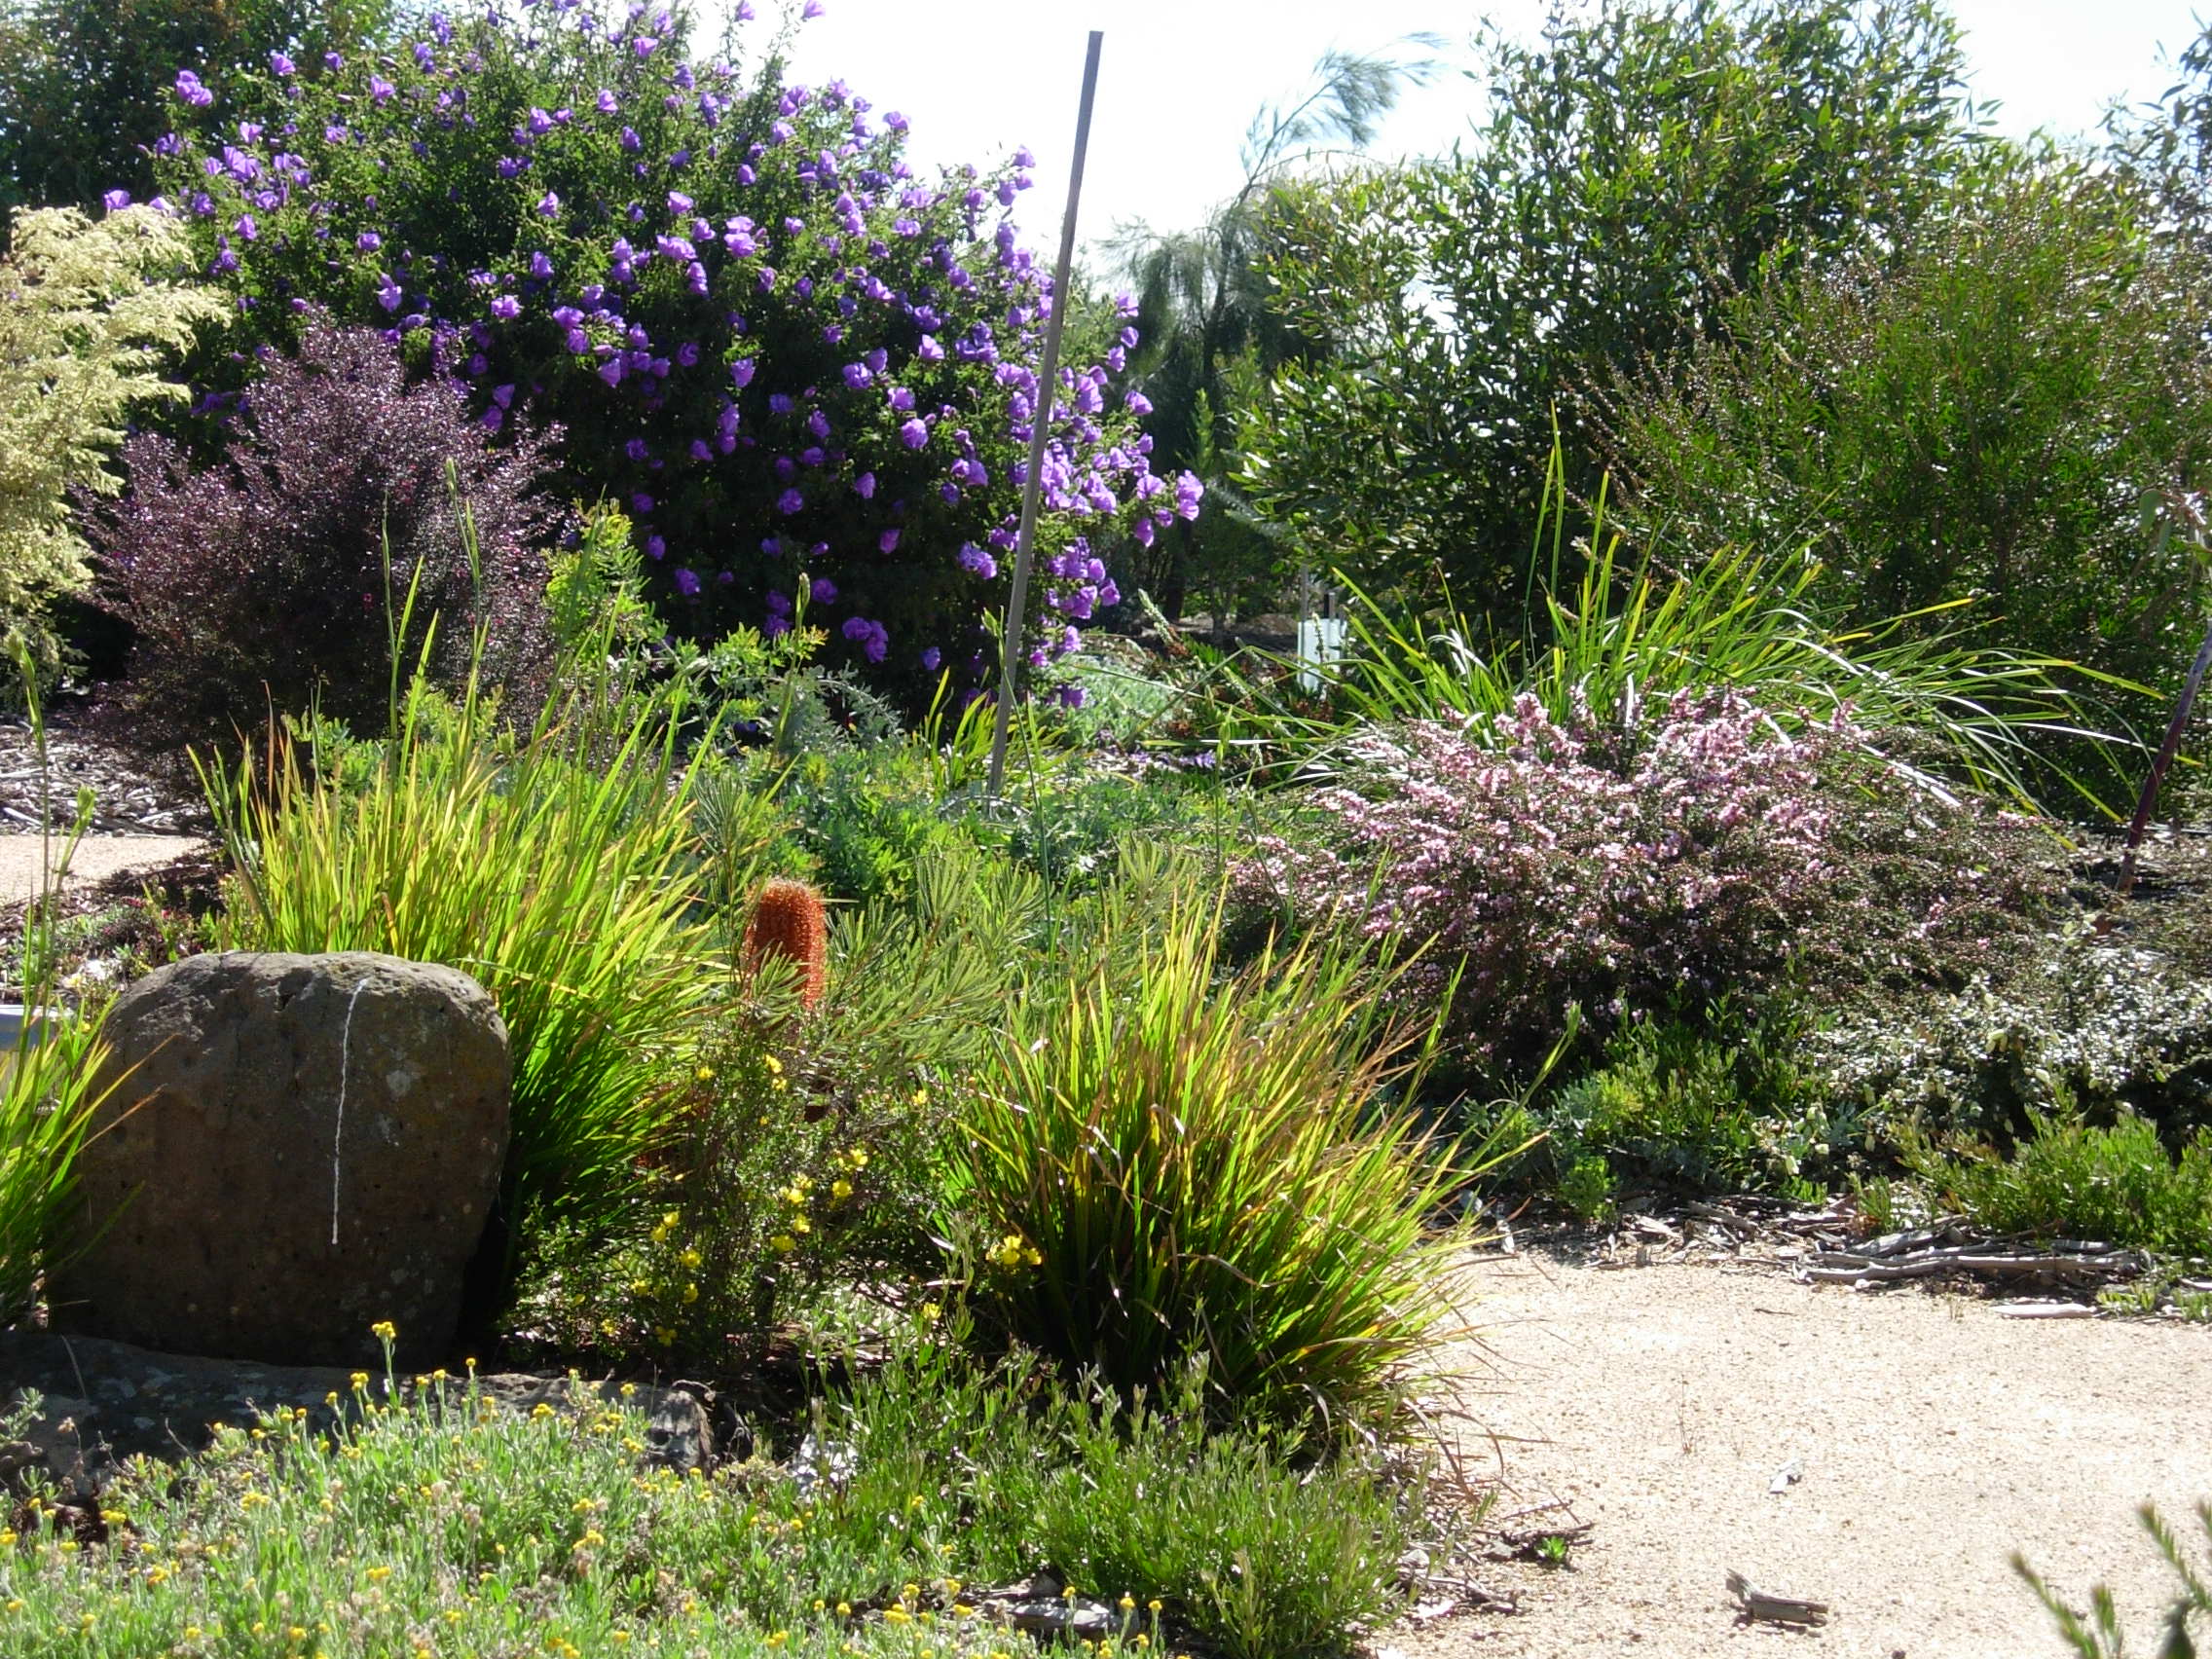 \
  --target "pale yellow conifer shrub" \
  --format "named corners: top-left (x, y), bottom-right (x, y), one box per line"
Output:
top-left (0, 204), bottom-right (221, 680)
